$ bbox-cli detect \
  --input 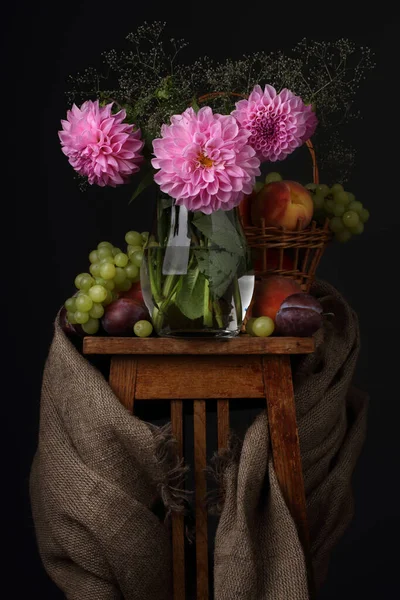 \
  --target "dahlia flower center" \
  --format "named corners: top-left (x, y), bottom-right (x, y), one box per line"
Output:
top-left (197, 153), bottom-right (213, 168)
top-left (253, 112), bottom-right (279, 142)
